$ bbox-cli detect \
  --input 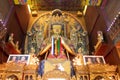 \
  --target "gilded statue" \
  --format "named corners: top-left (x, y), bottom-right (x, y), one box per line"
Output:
top-left (38, 23), bottom-right (76, 59)
top-left (94, 31), bottom-right (104, 50)
top-left (73, 48), bottom-right (84, 66)
top-left (8, 33), bottom-right (14, 45)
